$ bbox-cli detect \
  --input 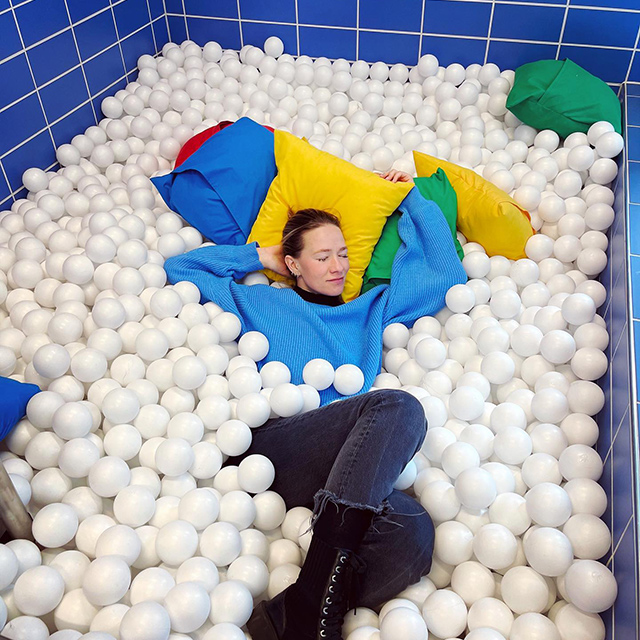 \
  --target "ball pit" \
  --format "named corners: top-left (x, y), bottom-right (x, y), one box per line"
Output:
top-left (0, 35), bottom-right (620, 639)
